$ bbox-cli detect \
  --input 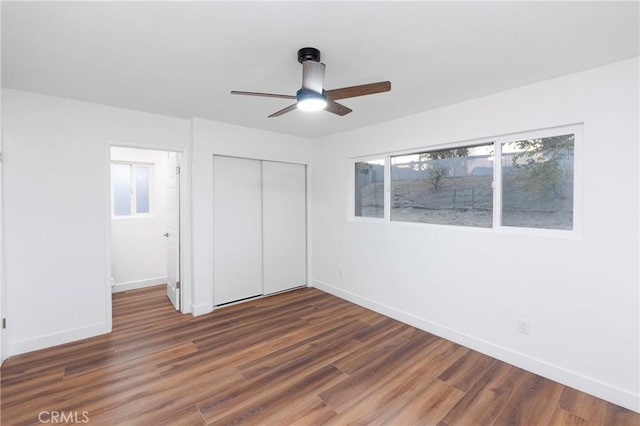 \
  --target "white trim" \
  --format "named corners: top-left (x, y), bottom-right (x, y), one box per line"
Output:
top-left (191, 303), bottom-right (214, 316)
top-left (313, 279), bottom-right (640, 413)
top-left (166, 282), bottom-right (178, 309)
top-left (0, 128), bottom-right (5, 364)
top-left (104, 143), bottom-right (113, 333)
top-left (177, 146), bottom-right (191, 313)
top-left (493, 138), bottom-right (502, 228)
top-left (305, 163), bottom-right (312, 289)
top-left (8, 322), bottom-right (109, 357)
top-left (350, 157), bottom-right (386, 221)
top-left (384, 154), bottom-right (391, 221)
top-left (111, 276), bottom-right (168, 293)
top-left (203, 150), bottom-right (308, 167)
